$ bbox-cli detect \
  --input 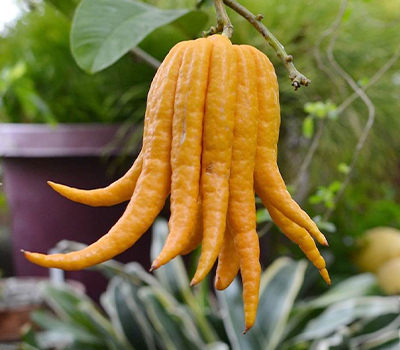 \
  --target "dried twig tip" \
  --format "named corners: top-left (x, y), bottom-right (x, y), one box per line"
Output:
top-left (222, 0), bottom-right (311, 90)
top-left (291, 74), bottom-right (311, 91)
